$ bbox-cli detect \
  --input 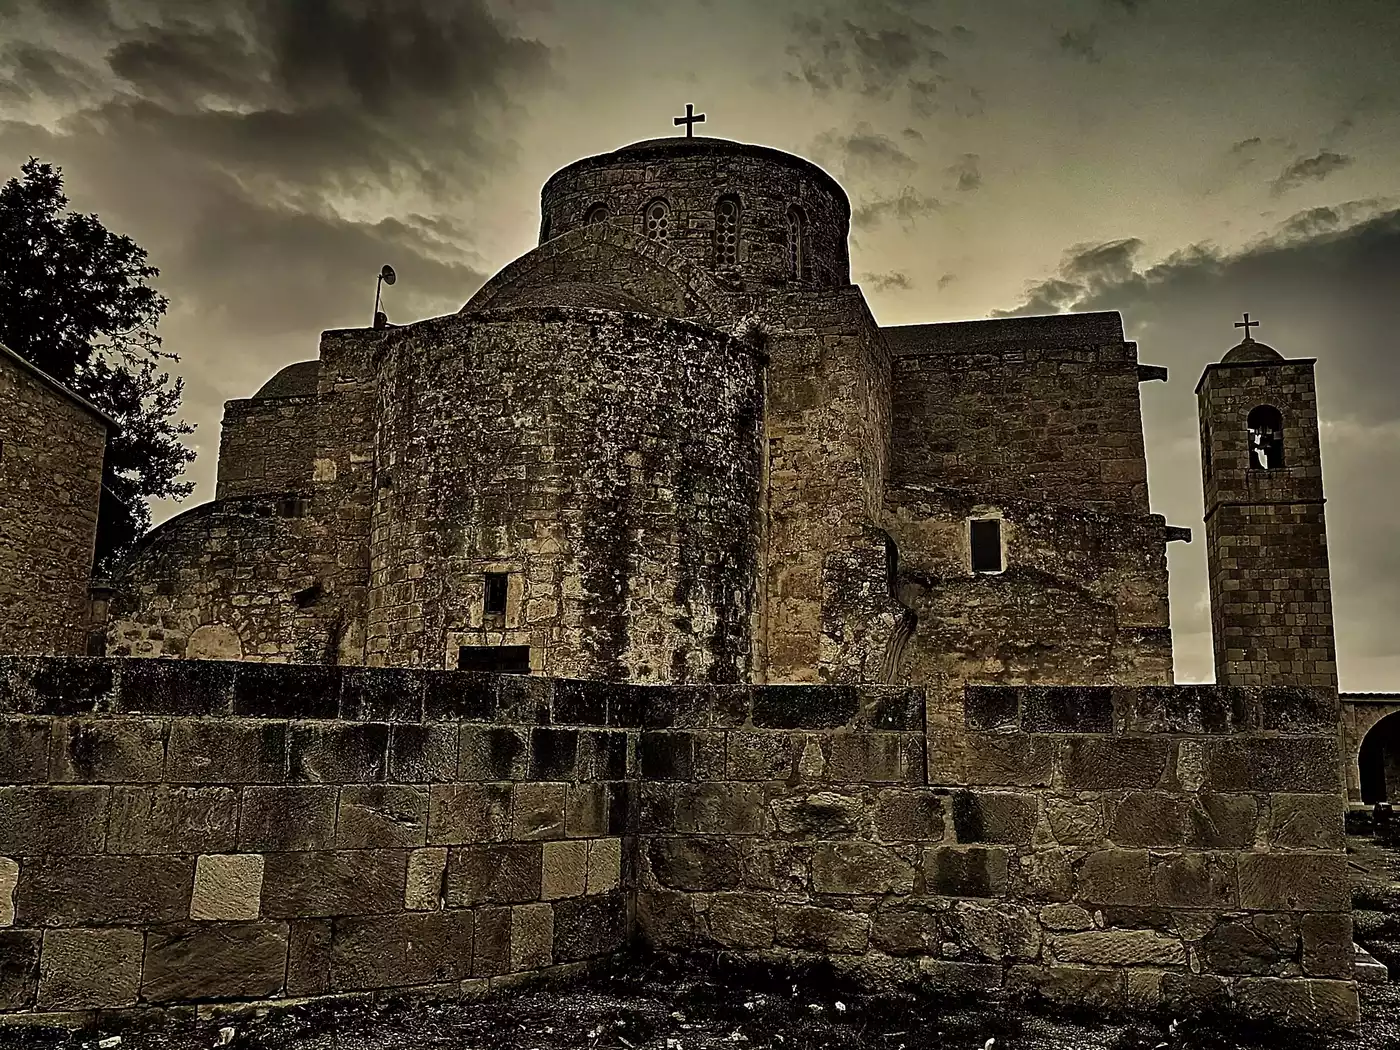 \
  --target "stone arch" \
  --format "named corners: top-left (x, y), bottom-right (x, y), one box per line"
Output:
top-left (1351, 700), bottom-right (1400, 803)
top-left (186, 623), bottom-right (244, 661)
top-left (459, 224), bottom-right (729, 322)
